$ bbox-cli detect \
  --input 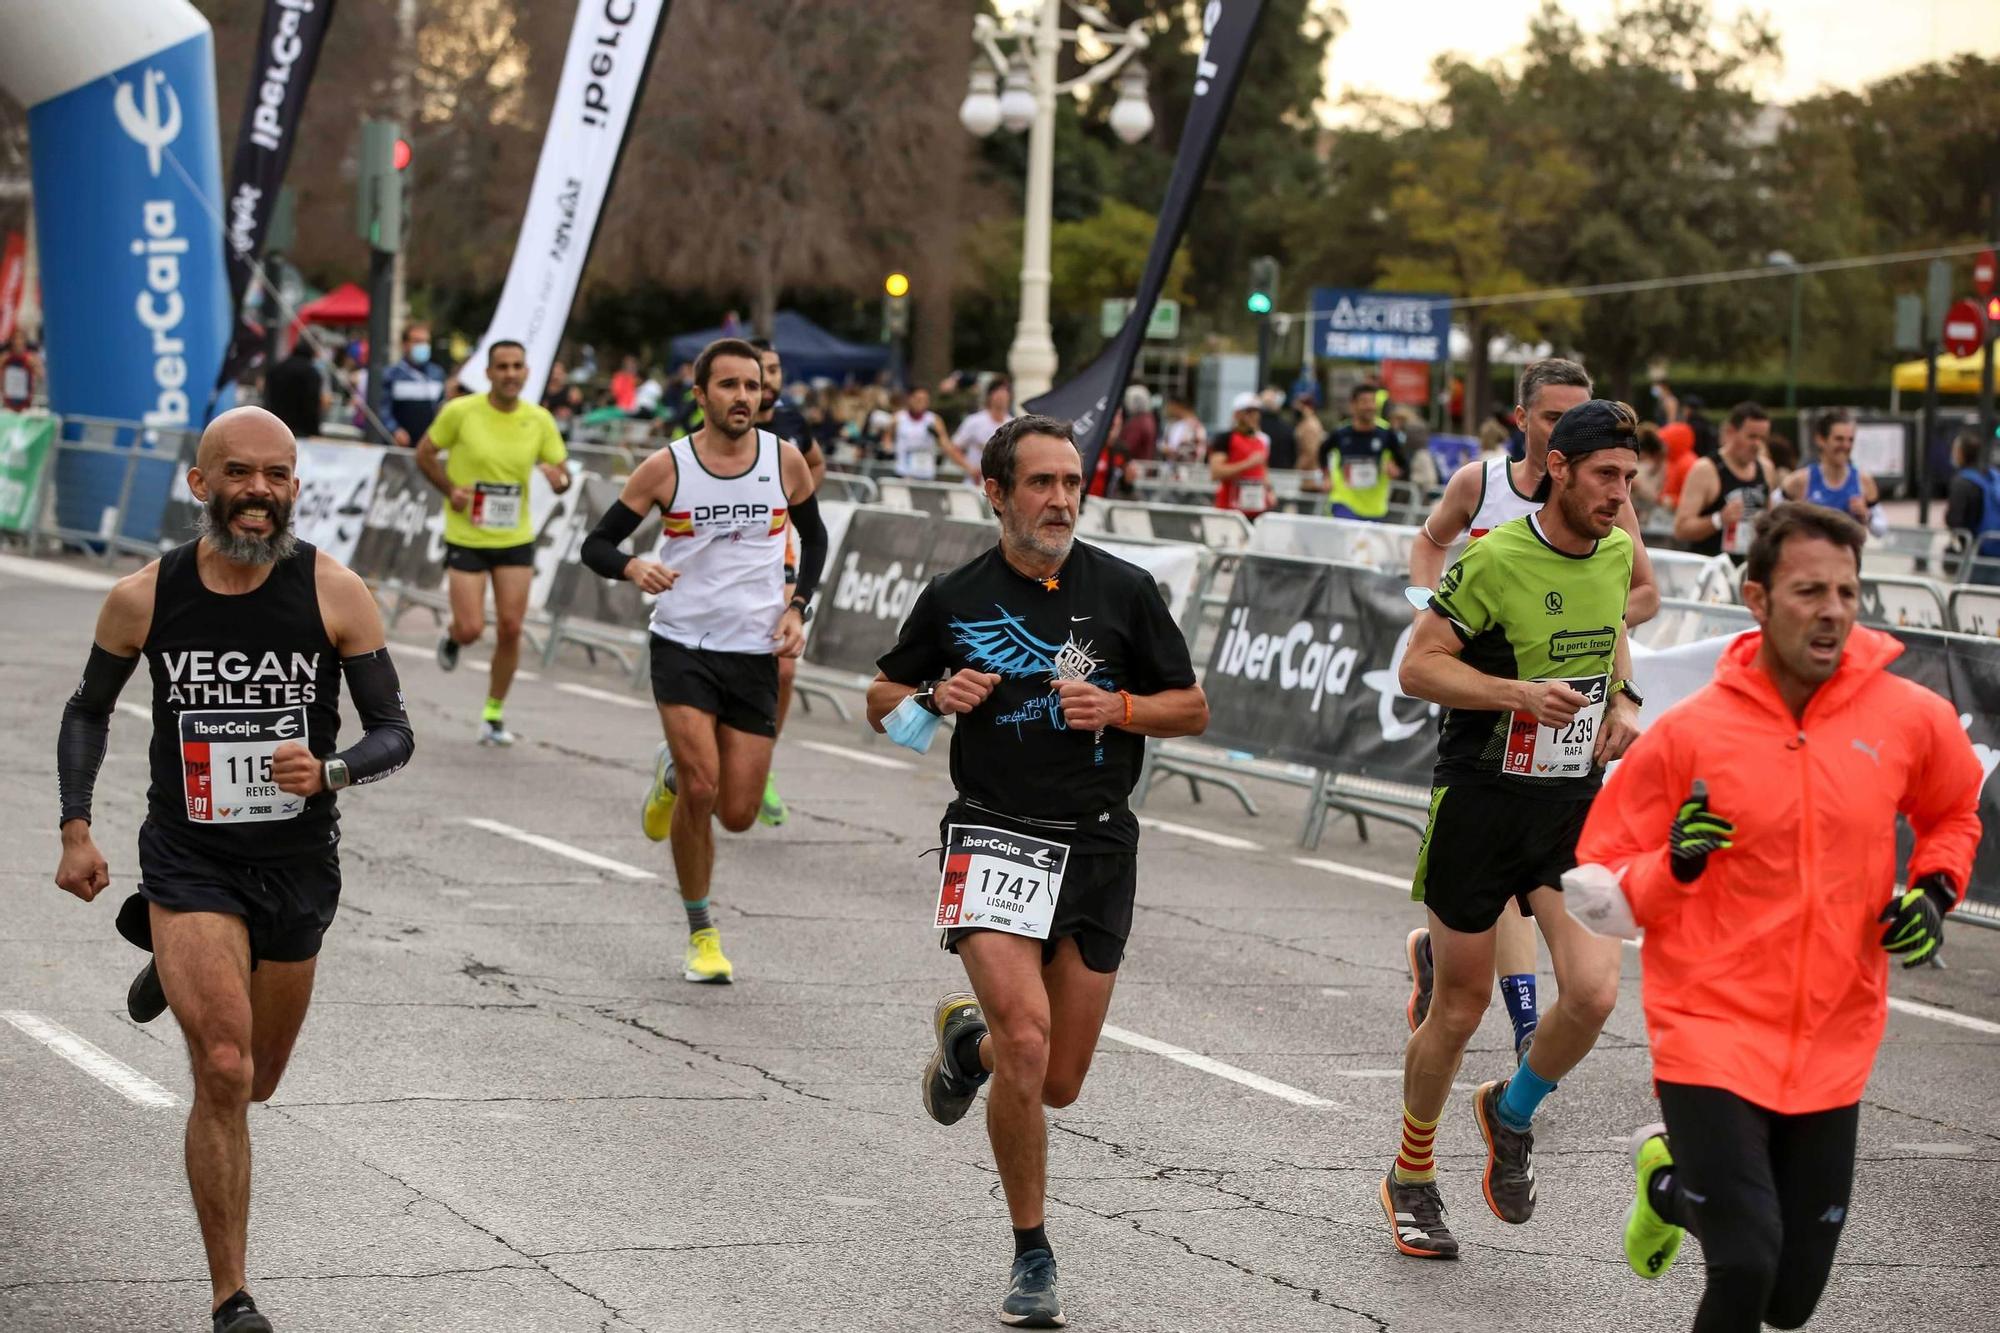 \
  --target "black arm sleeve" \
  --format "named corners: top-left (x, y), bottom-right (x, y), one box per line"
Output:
top-left (332, 649), bottom-right (415, 785)
top-left (790, 492), bottom-right (828, 607)
top-left (581, 500), bottom-right (645, 581)
top-left (58, 645), bottom-right (141, 826)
